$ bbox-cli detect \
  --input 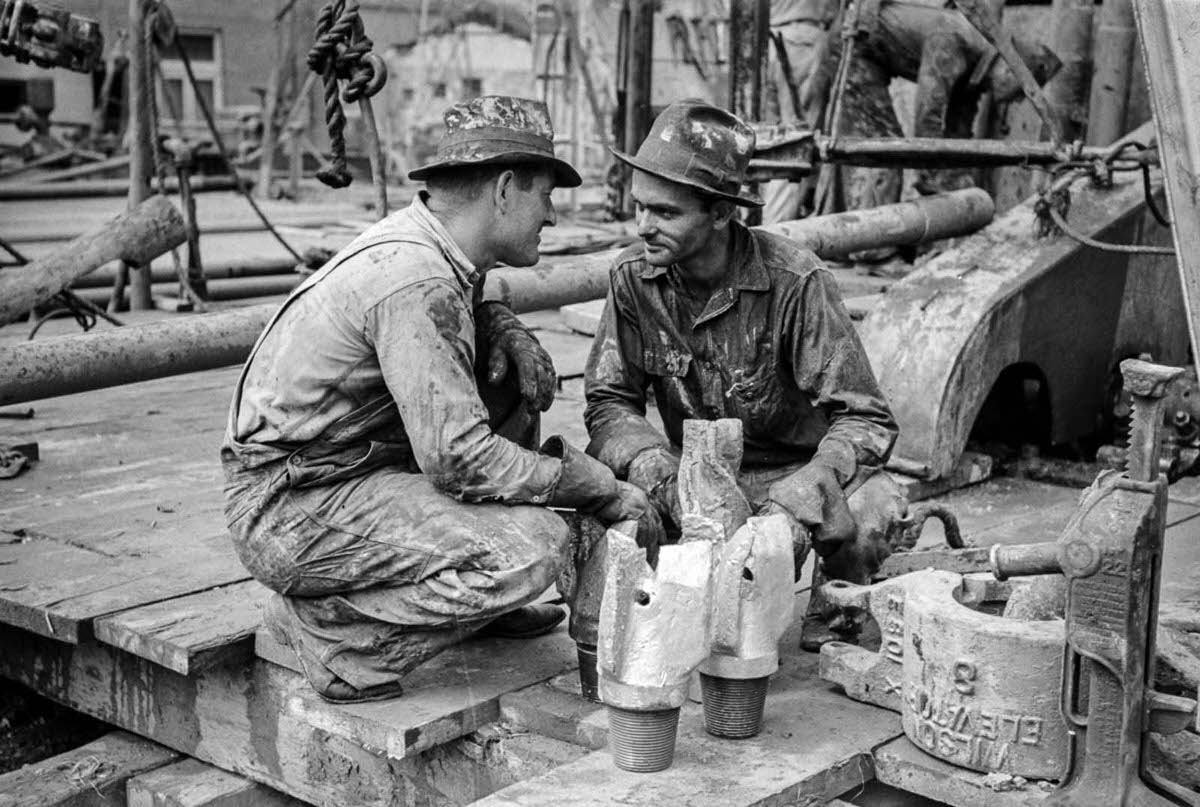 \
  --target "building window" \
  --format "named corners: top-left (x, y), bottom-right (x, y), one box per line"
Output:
top-left (0, 79), bottom-right (25, 115)
top-left (461, 77), bottom-right (482, 99)
top-left (158, 30), bottom-right (221, 122)
top-left (433, 82), bottom-right (447, 99)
